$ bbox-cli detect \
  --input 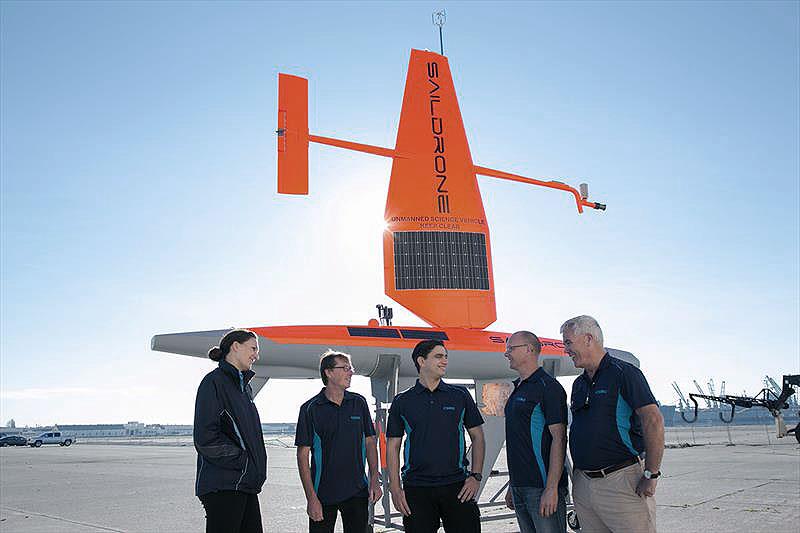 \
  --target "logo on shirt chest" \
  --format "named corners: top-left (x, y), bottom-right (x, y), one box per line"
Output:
top-left (350, 415), bottom-right (361, 420)
top-left (442, 405), bottom-right (456, 411)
